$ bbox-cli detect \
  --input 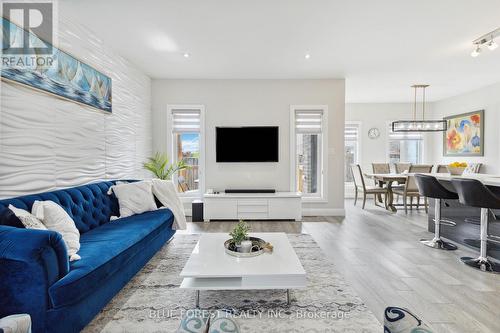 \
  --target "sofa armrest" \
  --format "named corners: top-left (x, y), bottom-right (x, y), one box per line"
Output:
top-left (0, 226), bottom-right (69, 321)
top-left (0, 226), bottom-right (69, 279)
